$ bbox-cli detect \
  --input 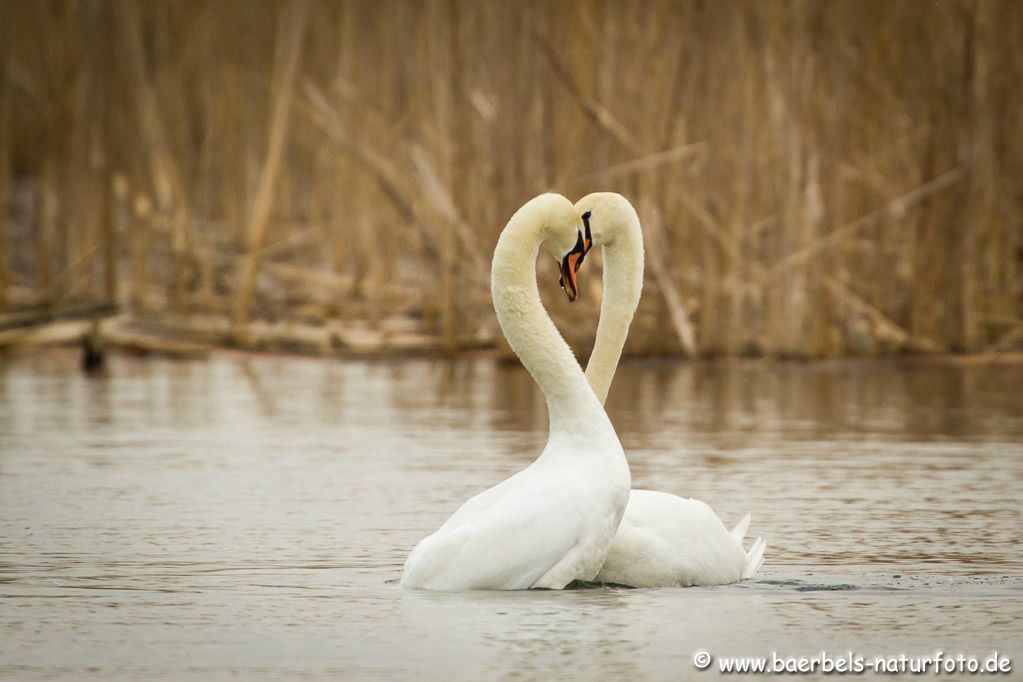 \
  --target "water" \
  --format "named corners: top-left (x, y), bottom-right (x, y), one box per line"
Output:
top-left (1, 351), bottom-right (1021, 679)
